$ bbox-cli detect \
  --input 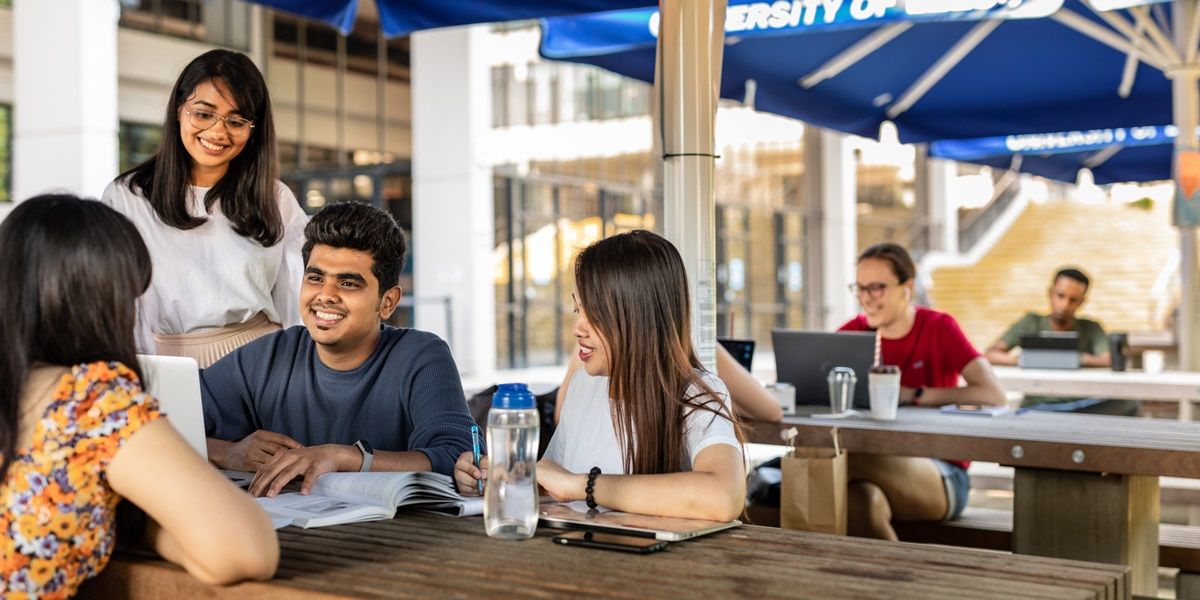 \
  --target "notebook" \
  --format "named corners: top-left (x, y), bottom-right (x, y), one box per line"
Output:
top-left (538, 502), bottom-right (741, 541)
